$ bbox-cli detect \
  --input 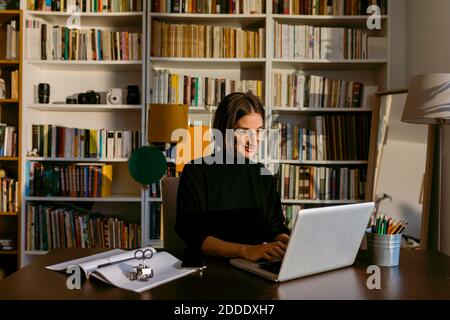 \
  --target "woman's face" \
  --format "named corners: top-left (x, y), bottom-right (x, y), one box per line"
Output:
top-left (233, 112), bottom-right (264, 159)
